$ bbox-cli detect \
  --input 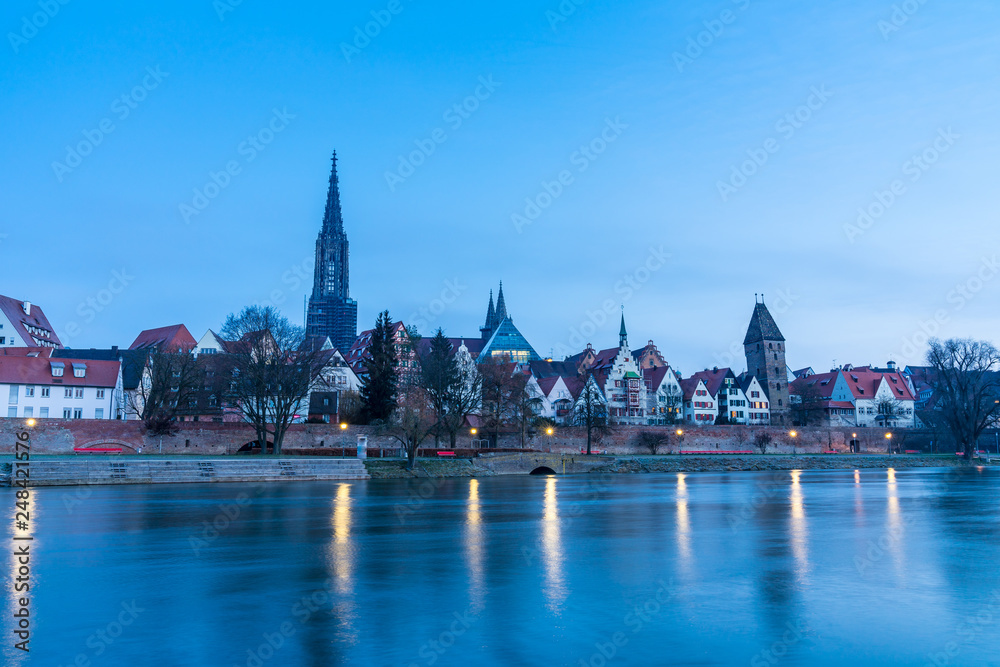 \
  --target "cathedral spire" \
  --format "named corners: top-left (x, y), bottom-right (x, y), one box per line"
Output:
top-left (322, 151), bottom-right (344, 234)
top-left (495, 281), bottom-right (508, 324)
top-left (484, 290), bottom-right (495, 328)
